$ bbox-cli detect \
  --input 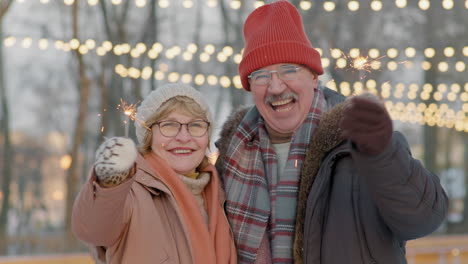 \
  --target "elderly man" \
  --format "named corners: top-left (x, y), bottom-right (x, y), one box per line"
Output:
top-left (215, 1), bottom-right (448, 264)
